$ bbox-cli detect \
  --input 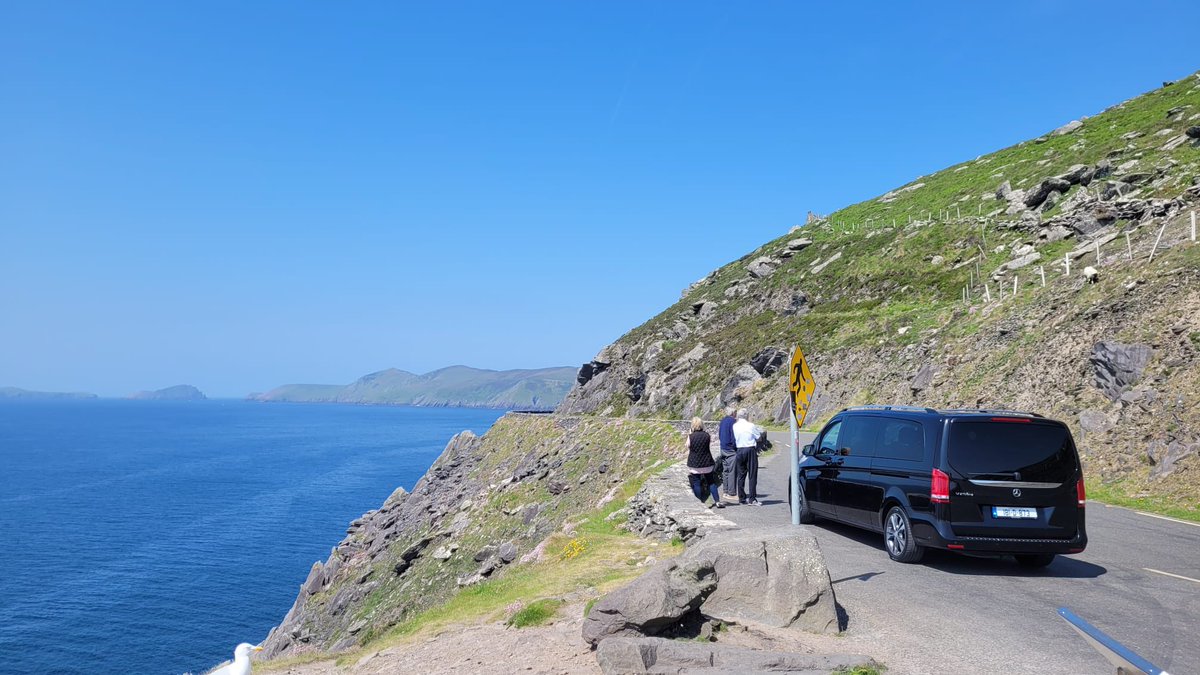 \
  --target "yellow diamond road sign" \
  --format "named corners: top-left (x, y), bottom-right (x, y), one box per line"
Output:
top-left (789, 346), bottom-right (815, 428)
